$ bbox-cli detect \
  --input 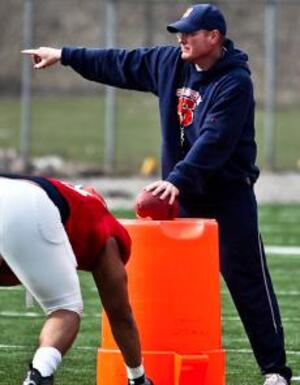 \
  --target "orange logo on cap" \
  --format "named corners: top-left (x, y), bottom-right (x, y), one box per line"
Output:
top-left (182, 7), bottom-right (193, 18)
